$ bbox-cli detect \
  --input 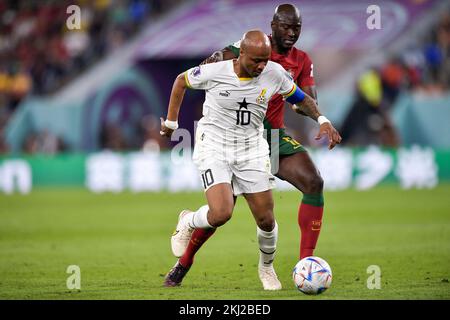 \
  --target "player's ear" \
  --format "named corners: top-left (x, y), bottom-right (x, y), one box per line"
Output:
top-left (270, 20), bottom-right (276, 31)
